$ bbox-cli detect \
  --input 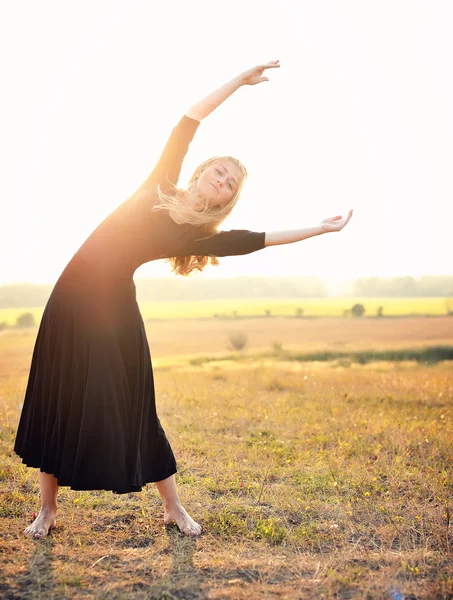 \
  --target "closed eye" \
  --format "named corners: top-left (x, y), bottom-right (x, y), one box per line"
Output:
top-left (215, 167), bottom-right (234, 191)
top-left (215, 168), bottom-right (234, 190)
